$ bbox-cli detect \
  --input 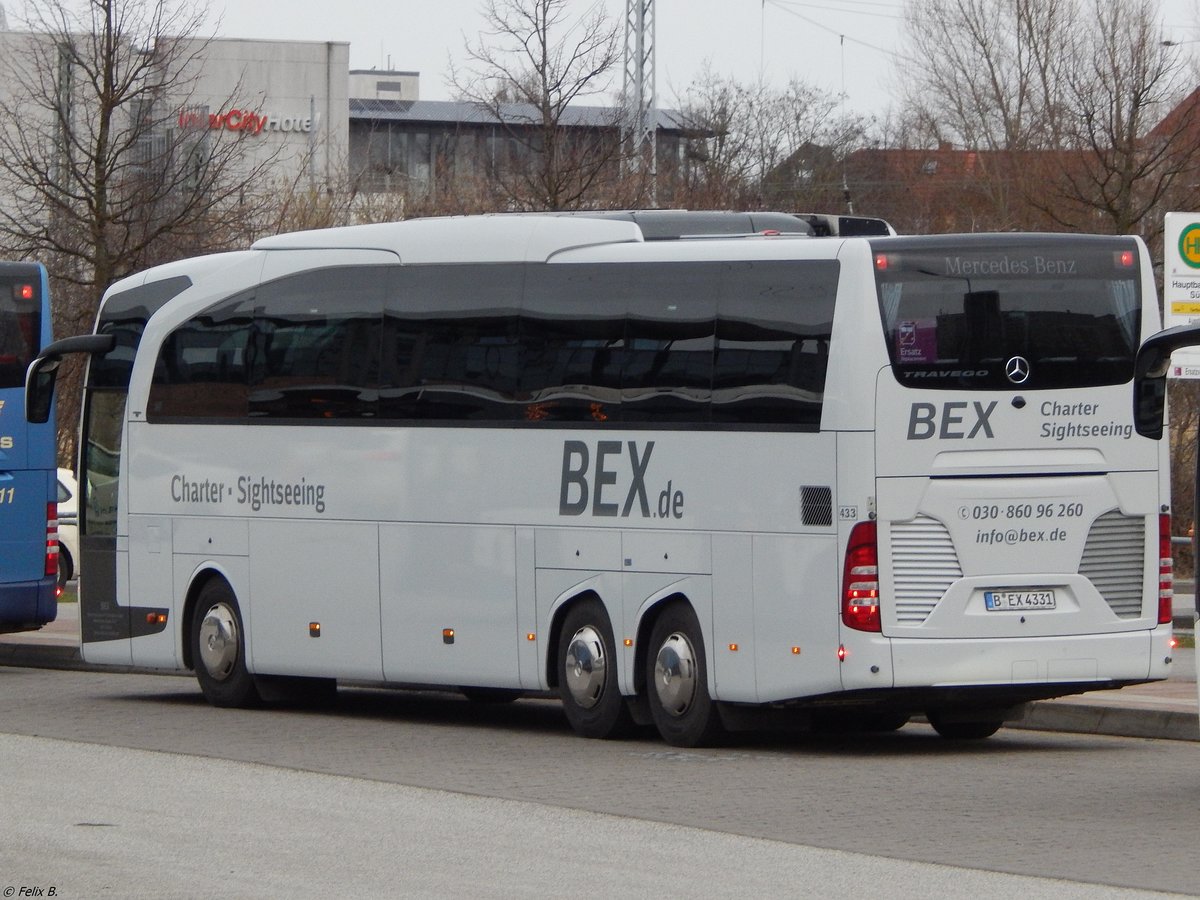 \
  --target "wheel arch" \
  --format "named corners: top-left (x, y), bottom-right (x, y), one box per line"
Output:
top-left (180, 565), bottom-right (240, 672)
top-left (631, 591), bottom-right (692, 697)
top-left (544, 587), bottom-right (605, 689)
